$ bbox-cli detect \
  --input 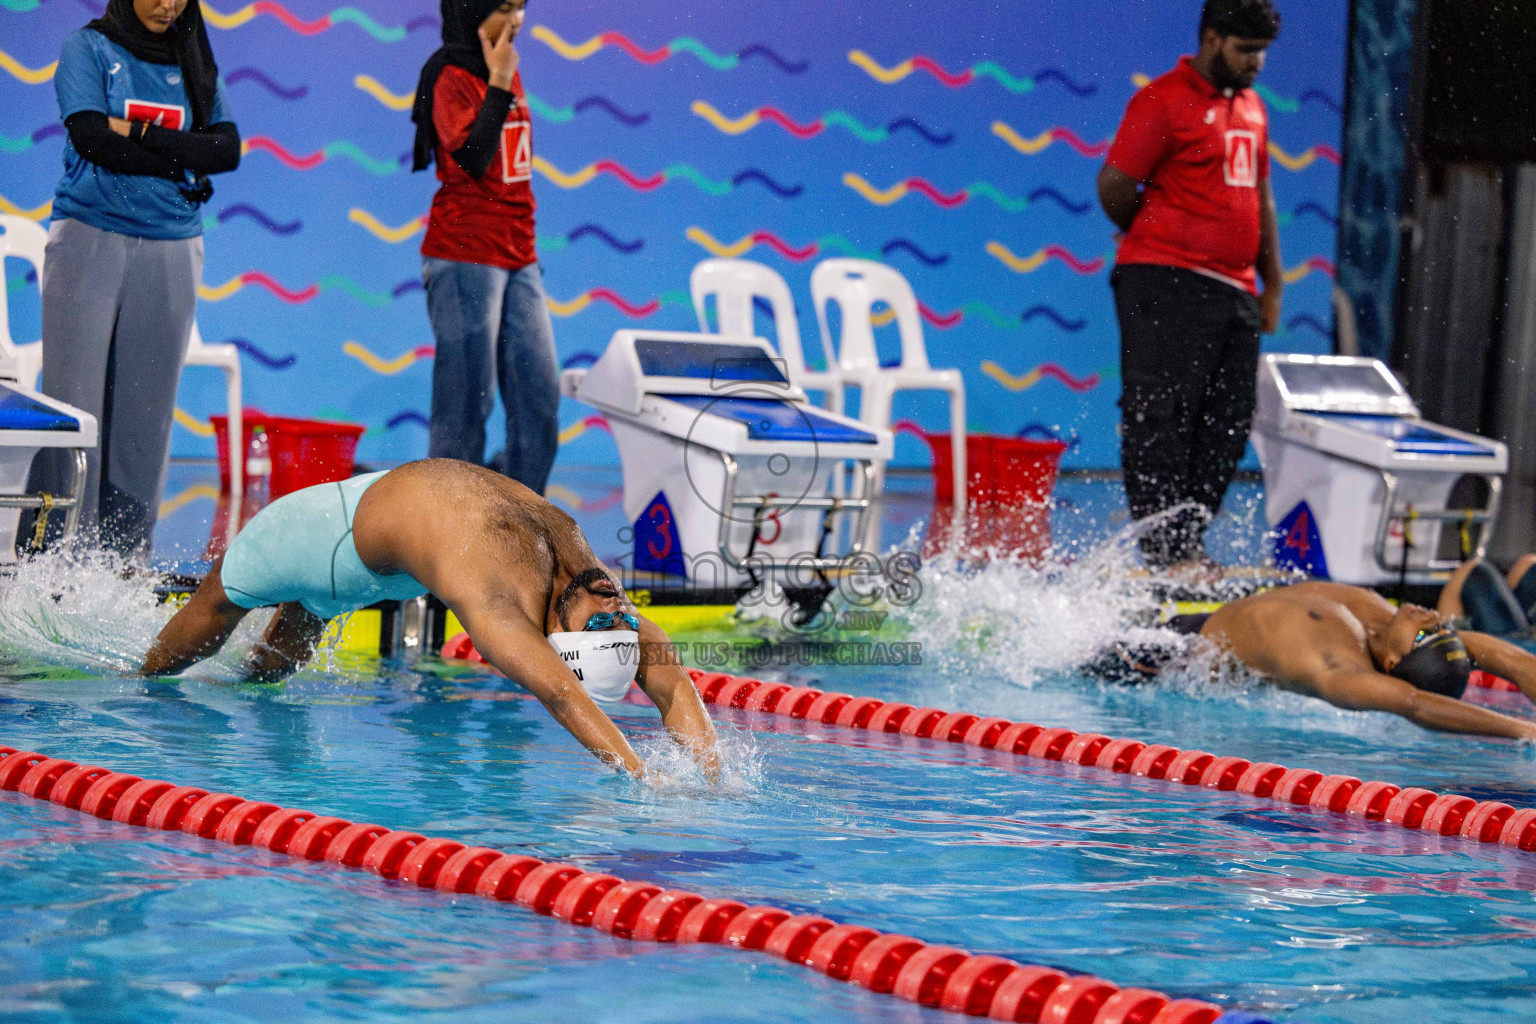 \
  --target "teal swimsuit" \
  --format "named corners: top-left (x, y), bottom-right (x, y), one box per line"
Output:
top-left (219, 472), bottom-right (428, 620)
